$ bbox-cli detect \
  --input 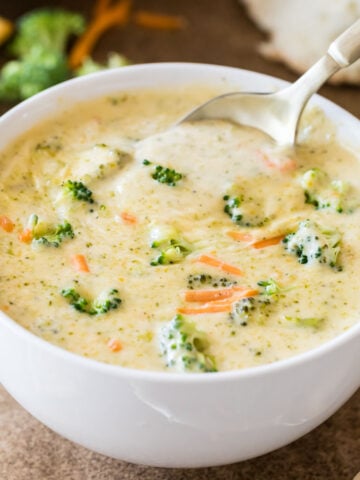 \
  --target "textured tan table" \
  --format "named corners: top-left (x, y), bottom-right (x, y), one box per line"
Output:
top-left (0, 1), bottom-right (359, 478)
